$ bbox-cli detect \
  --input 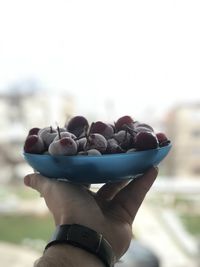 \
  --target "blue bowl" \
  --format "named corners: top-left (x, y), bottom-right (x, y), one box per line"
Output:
top-left (23, 144), bottom-right (172, 183)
